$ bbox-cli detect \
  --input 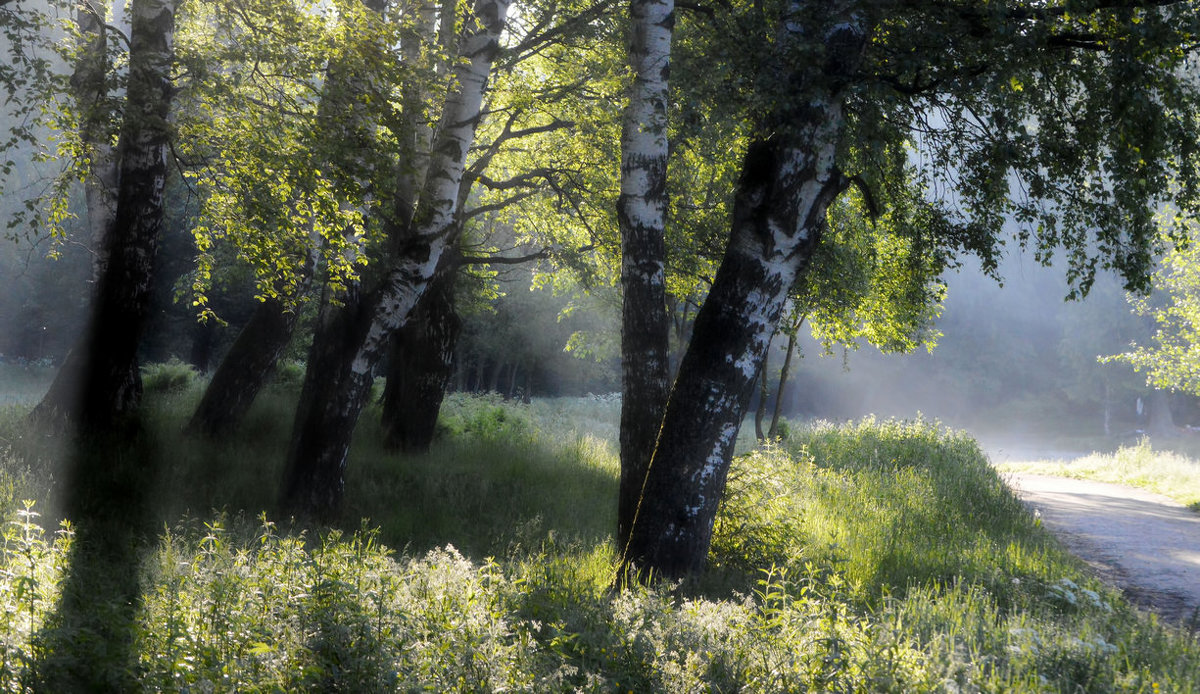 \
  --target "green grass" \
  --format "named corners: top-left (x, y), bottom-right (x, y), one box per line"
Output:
top-left (998, 437), bottom-right (1200, 511)
top-left (0, 382), bottom-right (1198, 691)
